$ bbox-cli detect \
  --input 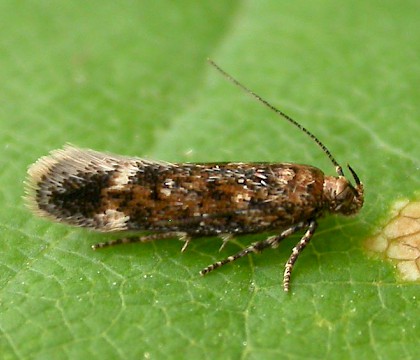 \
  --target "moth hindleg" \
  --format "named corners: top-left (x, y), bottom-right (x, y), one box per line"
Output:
top-left (219, 234), bottom-right (233, 252)
top-left (92, 231), bottom-right (188, 250)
